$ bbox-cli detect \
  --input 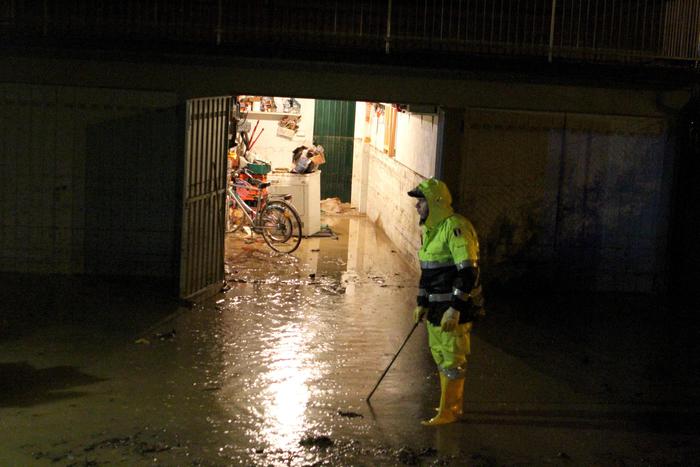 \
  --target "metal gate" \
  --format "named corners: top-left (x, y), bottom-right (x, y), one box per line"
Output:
top-left (179, 96), bottom-right (232, 299)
